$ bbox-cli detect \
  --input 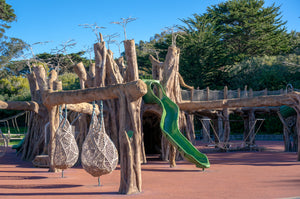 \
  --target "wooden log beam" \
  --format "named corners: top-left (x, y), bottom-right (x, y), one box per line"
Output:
top-left (0, 100), bottom-right (39, 113)
top-left (178, 93), bottom-right (297, 112)
top-left (66, 102), bottom-right (100, 116)
top-left (44, 80), bottom-right (147, 107)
